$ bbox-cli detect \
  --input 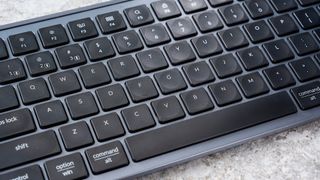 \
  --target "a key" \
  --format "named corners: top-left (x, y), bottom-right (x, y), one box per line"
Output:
top-left (55, 44), bottom-right (87, 69)
top-left (68, 18), bottom-right (98, 41)
top-left (122, 104), bottom-right (155, 132)
top-left (84, 37), bottom-right (115, 61)
top-left (108, 55), bottom-right (140, 80)
top-left (297, 0), bottom-right (320, 6)
top-left (140, 23), bottom-right (171, 47)
top-left (154, 68), bottom-right (187, 94)
top-left (48, 70), bottom-right (81, 97)
top-left (125, 76), bottom-right (159, 103)
top-left (0, 38), bottom-right (8, 60)
top-left (124, 5), bottom-right (154, 27)
top-left (25, 51), bottom-right (57, 76)
top-left (79, 62), bottom-right (111, 89)
top-left (291, 81), bottom-right (320, 110)
top-left (244, 20), bottom-right (274, 43)
top-left (236, 47), bottom-right (268, 71)
top-left (293, 8), bottom-right (320, 30)
top-left (263, 39), bottom-right (294, 63)
top-left (218, 27), bottom-right (249, 50)
top-left (219, 4), bottom-right (249, 26)
top-left (95, 84), bottom-right (129, 111)
top-left (269, 0), bottom-right (297, 13)
top-left (183, 61), bottom-right (215, 86)
top-left (167, 17), bottom-right (197, 40)
top-left (8, 31), bottom-right (39, 56)
top-left (179, 0), bottom-right (208, 13)
top-left (244, 0), bottom-right (273, 19)
top-left (191, 34), bottom-right (223, 58)
top-left (151, 96), bottom-right (185, 123)
top-left (112, 30), bottom-right (143, 54)
top-left (0, 58), bottom-right (26, 85)
top-left (0, 165), bottom-right (44, 180)
top-left (263, 64), bottom-right (296, 90)
top-left (38, 24), bottom-right (69, 48)
top-left (0, 85), bottom-right (19, 112)
top-left (269, 14), bottom-right (299, 36)
top-left (210, 54), bottom-right (242, 78)
top-left (208, 0), bottom-right (233, 7)
top-left (136, 48), bottom-right (168, 73)
top-left (96, 11), bottom-right (127, 34)
top-left (289, 57), bottom-right (320, 82)
top-left (164, 41), bottom-right (196, 65)
top-left (288, 32), bottom-right (319, 56)
top-left (180, 88), bottom-right (214, 115)
top-left (237, 72), bottom-right (269, 98)
top-left (18, 78), bottom-right (51, 105)
top-left (192, 10), bottom-right (223, 33)
top-left (151, 0), bottom-right (181, 20)
top-left (209, 80), bottom-right (242, 106)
